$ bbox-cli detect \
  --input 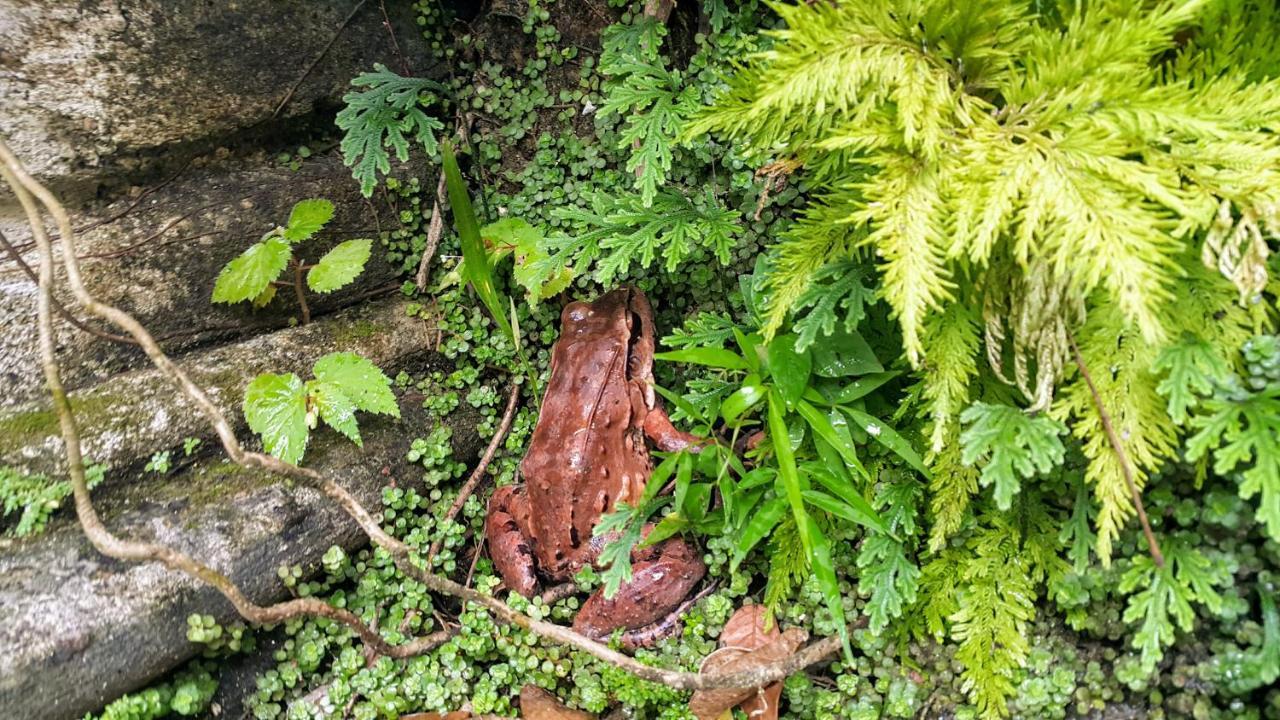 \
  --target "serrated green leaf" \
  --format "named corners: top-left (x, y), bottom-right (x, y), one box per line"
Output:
top-left (959, 402), bottom-right (1067, 511)
top-left (283, 199), bottom-right (335, 242)
top-left (212, 238), bottom-right (292, 304)
top-left (251, 285), bottom-right (277, 309)
top-left (1153, 338), bottom-right (1229, 425)
top-left (307, 238), bottom-right (372, 293)
top-left (312, 352), bottom-right (399, 418)
top-left (243, 373), bottom-right (309, 465)
top-left (309, 380), bottom-right (362, 447)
